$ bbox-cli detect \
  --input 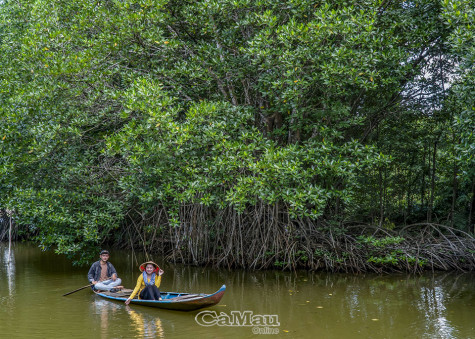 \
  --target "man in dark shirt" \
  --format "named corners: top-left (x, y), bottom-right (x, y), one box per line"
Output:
top-left (87, 250), bottom-right (122, 291)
